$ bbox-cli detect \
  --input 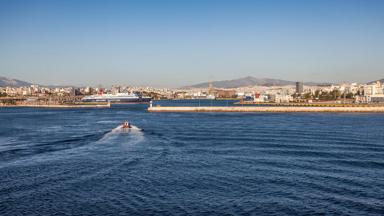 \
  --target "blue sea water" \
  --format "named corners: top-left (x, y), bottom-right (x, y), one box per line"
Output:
top-left (1, 105), bottom-right (384, 215)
